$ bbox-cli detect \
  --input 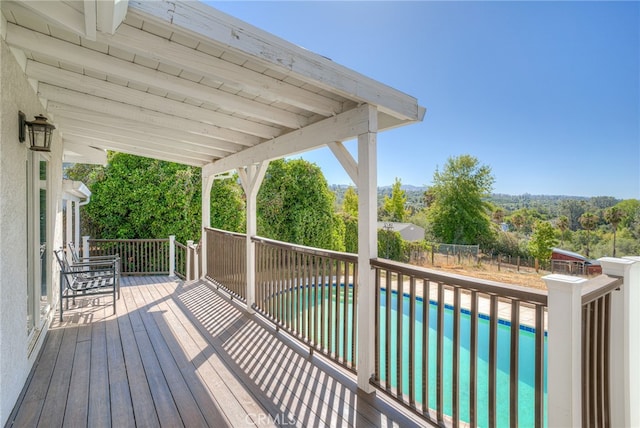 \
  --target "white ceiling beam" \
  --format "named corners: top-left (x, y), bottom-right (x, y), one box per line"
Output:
top-left (101, 20), bottom-right (342, 117)
top-left (129, 1), bottom-right (424, 122)
top-left (6, 22), bottom-right (311, 130)
top-left (47, 102), bottom-right (242, 154)
top-left (96, 0), bottom-right (128, 34)
top-left (56, 118), bottom-right (227, 159)
top-left (63, 141), bottom-right (107, 165)
top-left (38, 83), bottom-right (260, 147)
top-left (63, 134), bottom-right (206, 167)
top-left (83, 0), bottom-right (97, 41)
top-left (26, 61), bottom-right (281, 139)
top-left (203, 104), bottom-right (374, 177)
top-left (13, 0), bottom-right (87, 37)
